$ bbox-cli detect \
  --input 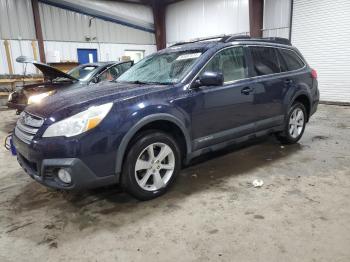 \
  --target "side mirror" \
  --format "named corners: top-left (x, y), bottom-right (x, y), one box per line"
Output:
top-left (192, 71), bottom-right (224, 88)
top-left (90, 77), bottom-right (99, 84)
